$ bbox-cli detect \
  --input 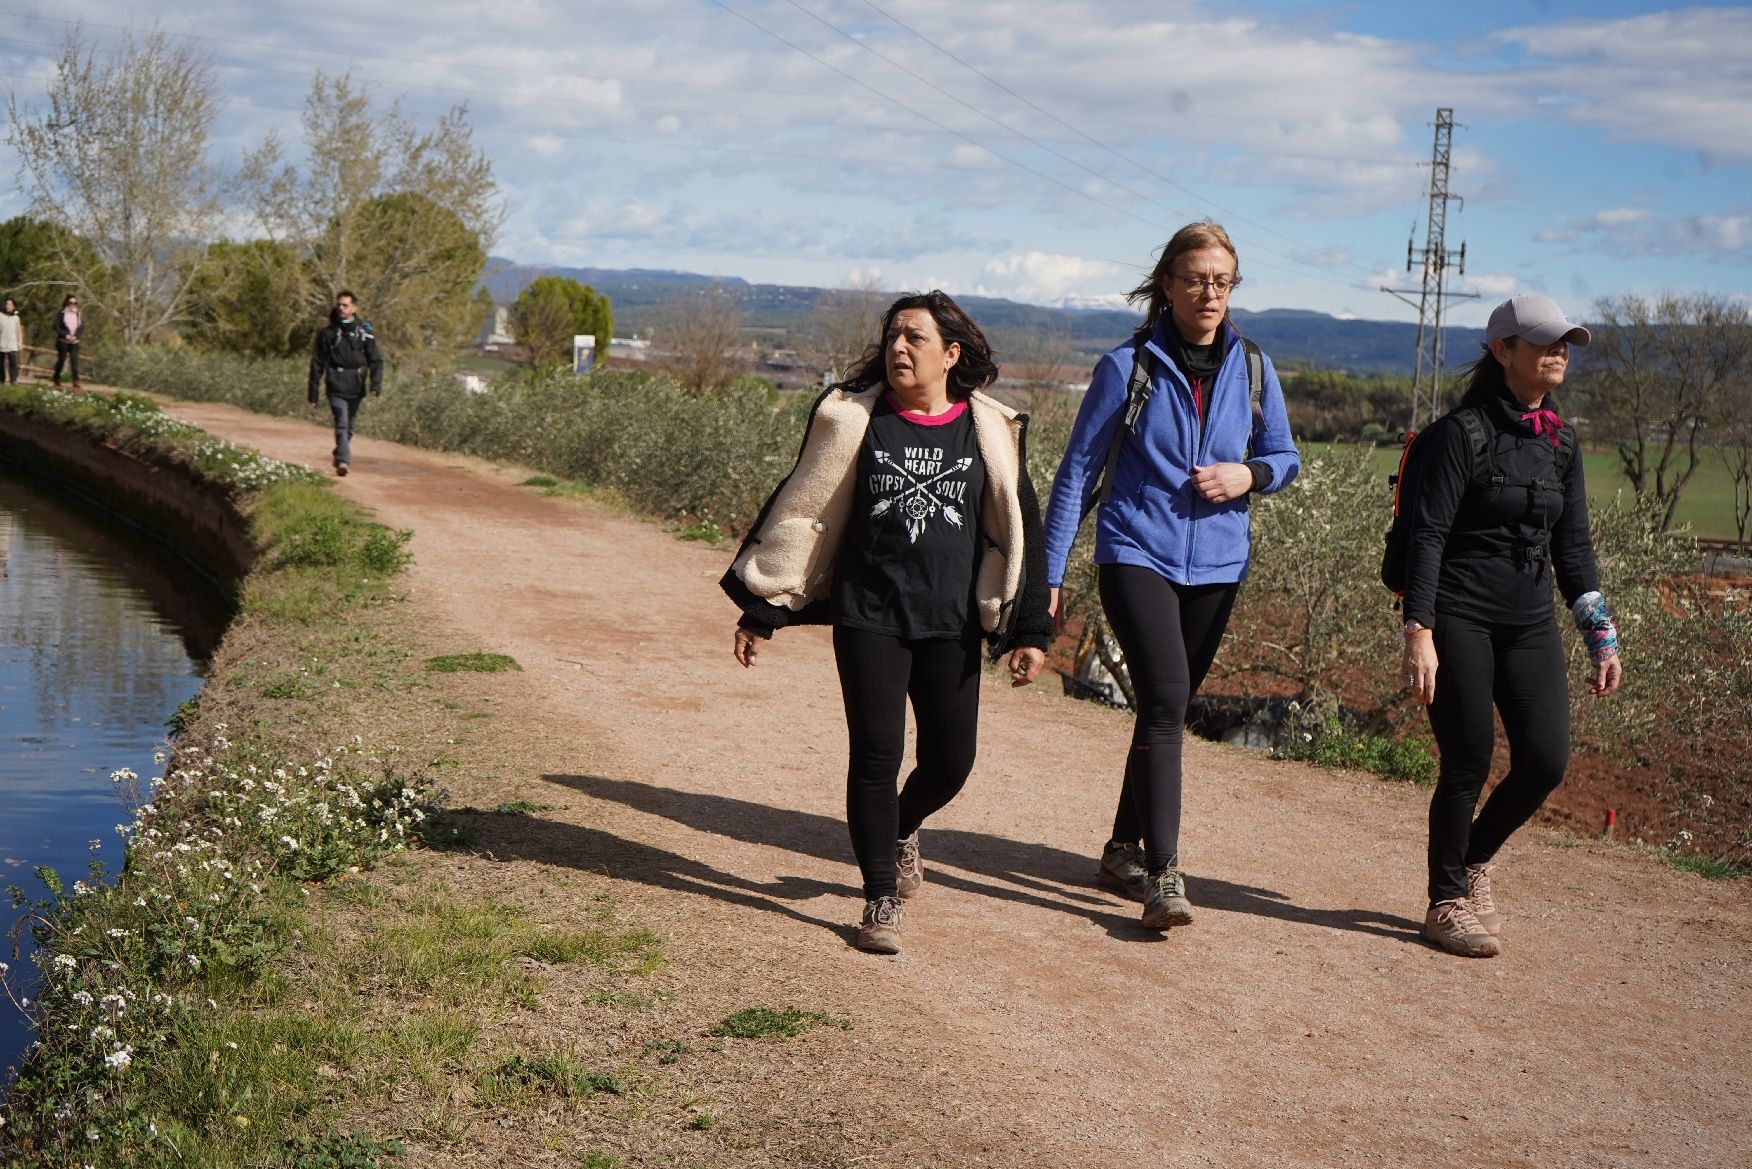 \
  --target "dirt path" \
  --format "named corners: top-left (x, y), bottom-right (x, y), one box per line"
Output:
top-left (157, 400), bottom-right (1749, 1168)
